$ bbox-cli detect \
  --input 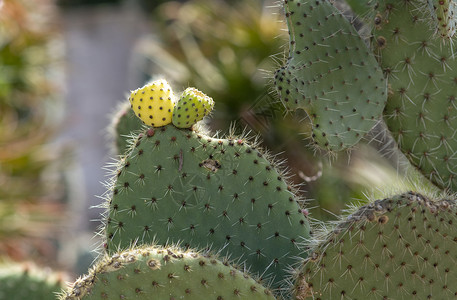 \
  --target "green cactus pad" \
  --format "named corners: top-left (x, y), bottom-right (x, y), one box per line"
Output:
top-left (273, 0), bottom-right (387, 151)
top-left (172, 87), bottom-right (214, 128)
top-left (294, 192), bottom-right (457, 299)
top-left (103, 125), bottom-right (310, 292)
top-left (374, 0), bottom-right (457, 191)
top-left (0, 263), bottom-right (64, 300)
top-left (111, 101), bottom-right (145, 156)
top-left (61, 245), bottom-right (276, 300)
